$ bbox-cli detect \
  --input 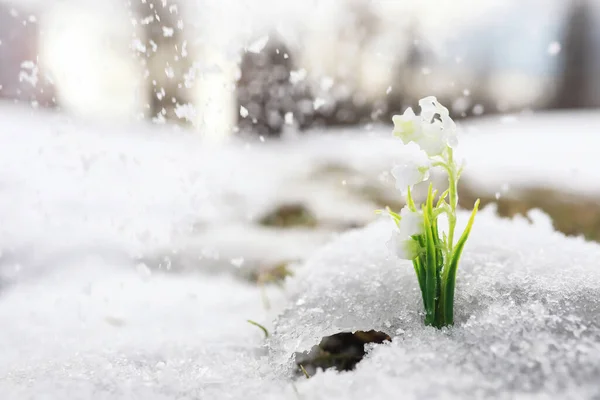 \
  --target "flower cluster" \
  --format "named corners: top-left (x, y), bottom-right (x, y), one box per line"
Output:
top-left (383, 96), bottom-right (480, 328)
